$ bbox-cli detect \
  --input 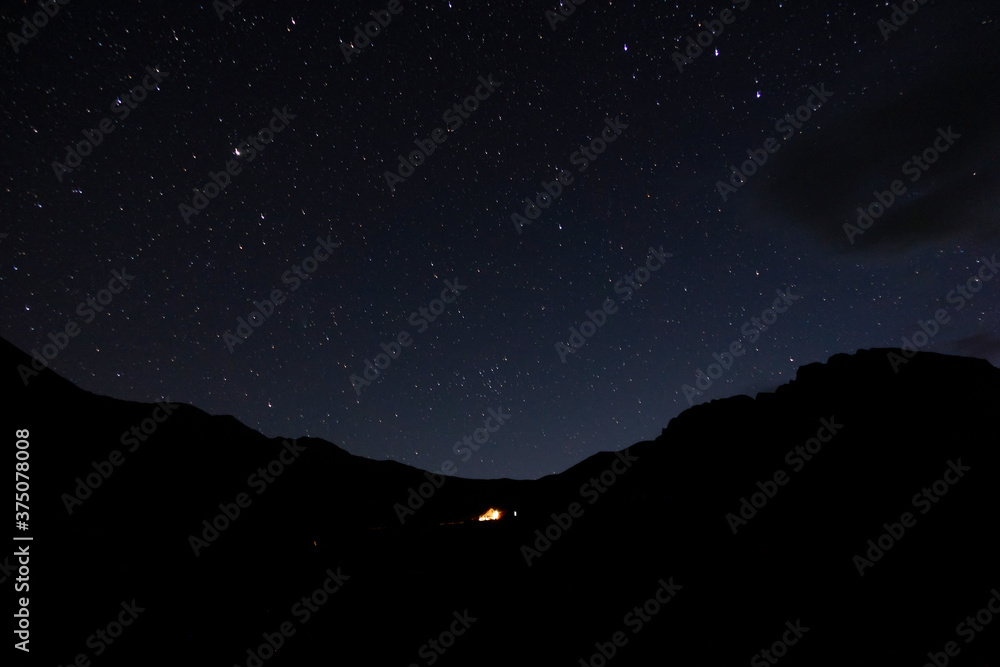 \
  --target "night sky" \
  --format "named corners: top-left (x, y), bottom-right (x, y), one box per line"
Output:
top-left (3, 0), bottom-right (998, 479)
